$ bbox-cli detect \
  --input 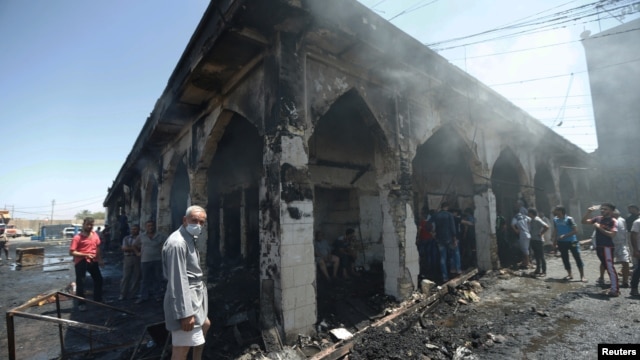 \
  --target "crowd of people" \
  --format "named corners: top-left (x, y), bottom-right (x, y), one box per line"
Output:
top-left (414, 202), bottom-right (476, 283)
top-left (68, 206), bottom-right (210, 360)
top-left (411, 198), bottom-right (640, 300)
top-left (497, 200), bottom-right (640, 298)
